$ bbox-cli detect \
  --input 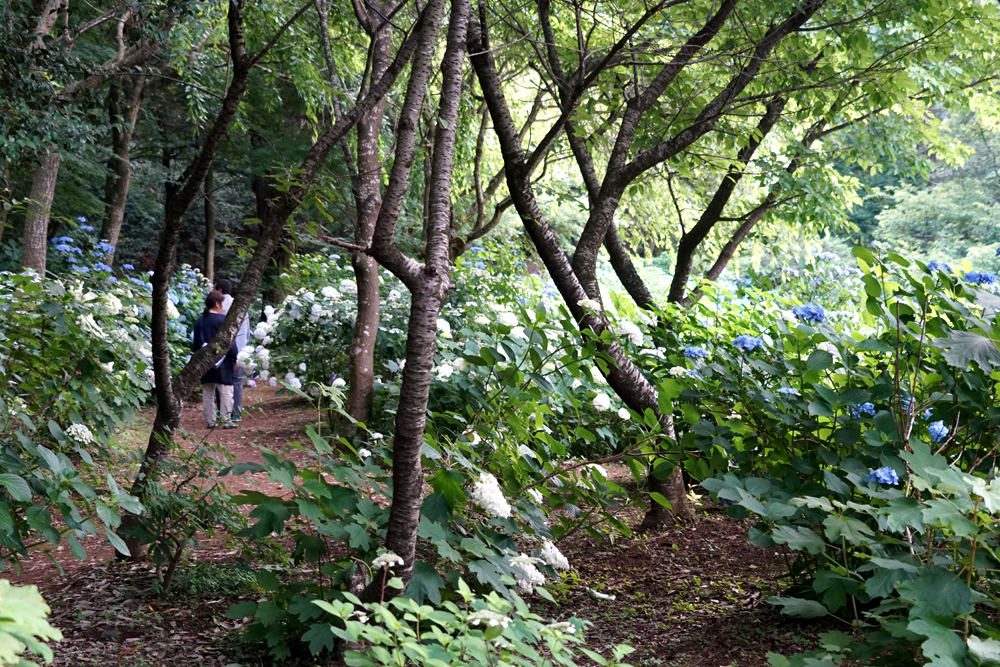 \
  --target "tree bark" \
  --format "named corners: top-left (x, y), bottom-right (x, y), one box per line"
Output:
top-left (359, 0), bottom-right (464, 599)
top-left (203, 167), bottom-right (215, 281)
top-left (22, 149), bottom-right (61, 273)
top-left (340, 1), bottom-right (397, 424)
top-left (100, 75), bottom-right (144, 258)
